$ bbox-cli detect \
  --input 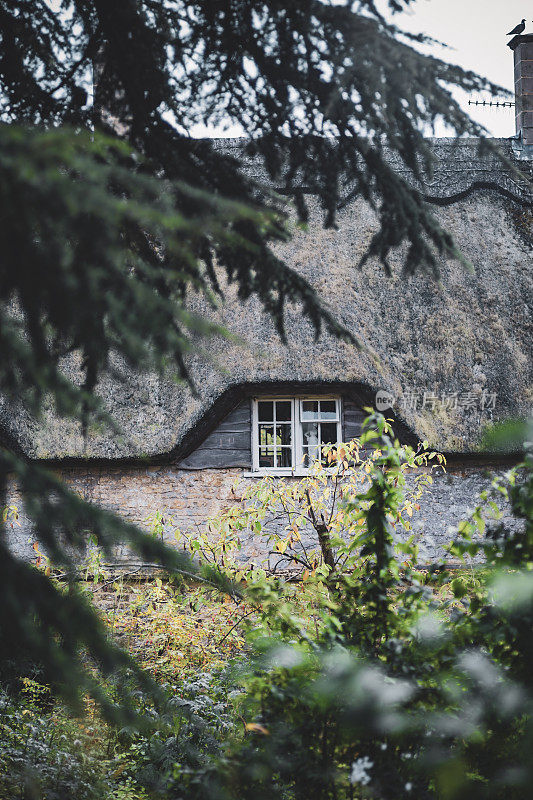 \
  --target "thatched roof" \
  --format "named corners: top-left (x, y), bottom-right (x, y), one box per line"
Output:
top-left (1, 138), bottom-right (531, 461)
